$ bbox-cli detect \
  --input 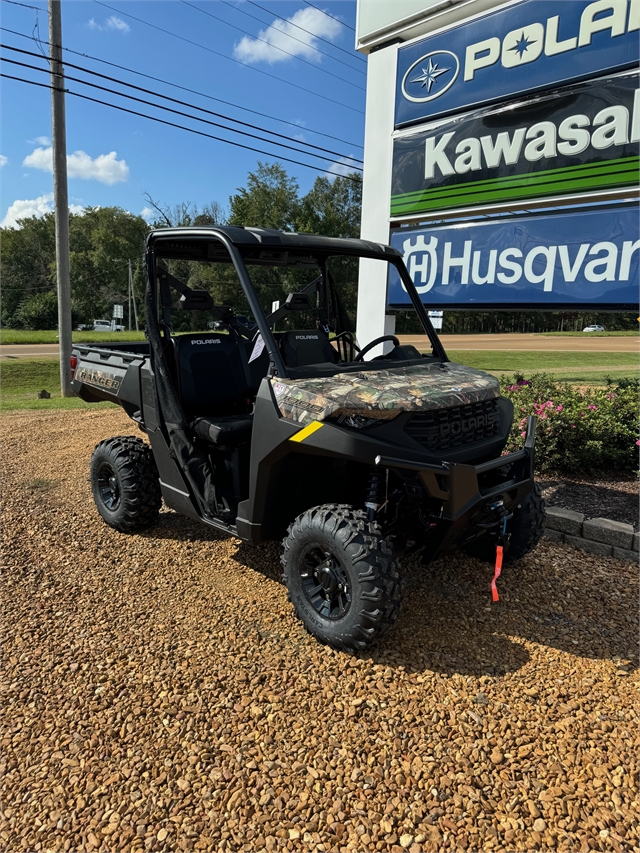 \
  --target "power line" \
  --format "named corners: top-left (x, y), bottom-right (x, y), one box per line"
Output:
top-left (2, 44), bottom-right (363, 165)
top-left (179, 0), bottom-right (364, 90)
top-left (301, 0), bottom-right (356, 33)
top-left (2, 0), bottom-right (42, 8)
top-left (2, 52), bottom-right (362, 168)
top-left (91, 0), bottom-right (364, 114)
top-left (0, 25), bottom-right (364, 149)
top-left (216, 0), bottom-right (365, 73)
top-left (1, 71), bottom-right (362, 175)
